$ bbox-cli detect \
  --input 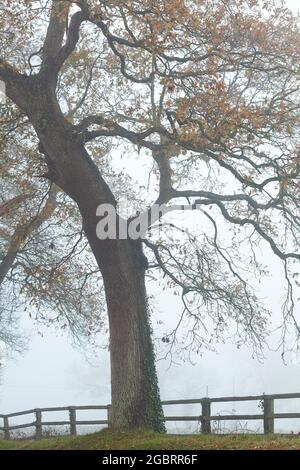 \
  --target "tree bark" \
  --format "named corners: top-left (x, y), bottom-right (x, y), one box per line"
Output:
top-left (104, 242), bottom-right (165, 431)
